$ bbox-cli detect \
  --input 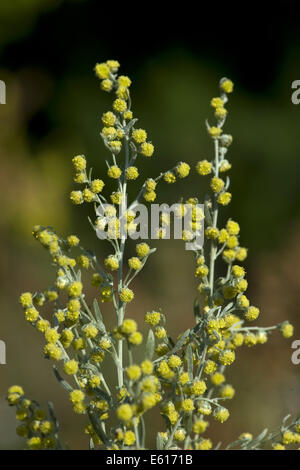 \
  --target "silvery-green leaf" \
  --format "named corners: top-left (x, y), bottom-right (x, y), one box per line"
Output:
top-left (186, 343), bottom-right (193, 379)
top-left (169, 329), bottom-right (190, 355)
top-left (93, 299), bottom-right (106, 332)
top-left (156, 432), bottom-right (164, 450)
top-left (145, 329), bottom-right (155, 360)
top-left (53, 366), bottom-right (73, 392)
